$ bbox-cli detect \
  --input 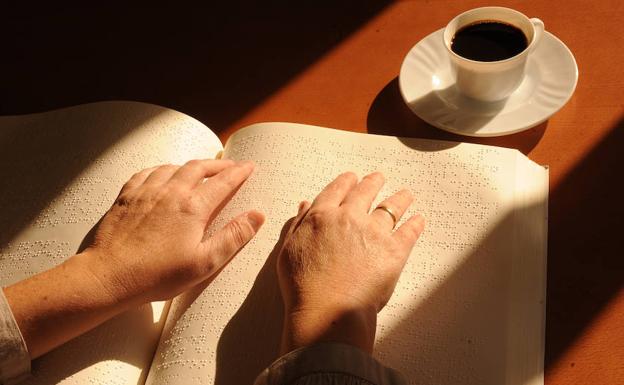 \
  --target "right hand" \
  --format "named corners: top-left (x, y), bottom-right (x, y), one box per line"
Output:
top-left (277, 172), bottom-right (425, 353)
